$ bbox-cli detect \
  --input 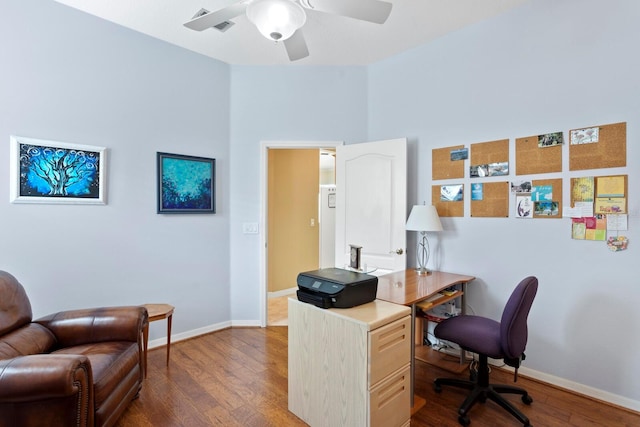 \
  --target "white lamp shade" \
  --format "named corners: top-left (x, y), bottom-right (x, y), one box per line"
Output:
top-left (246, 0), bottom-right (306, 41)
top-left (406, 205), bottom-right (443, 232)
